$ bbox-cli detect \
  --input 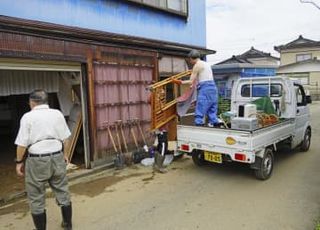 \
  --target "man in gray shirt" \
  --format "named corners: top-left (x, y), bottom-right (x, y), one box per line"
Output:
top-left (15, 89), bottom-right (72, 230)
